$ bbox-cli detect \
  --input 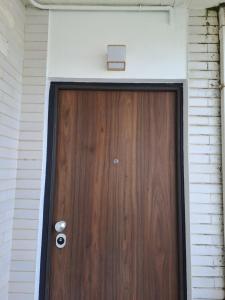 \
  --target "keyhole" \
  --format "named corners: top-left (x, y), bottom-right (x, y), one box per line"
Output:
top-left (113, 159), bottom-right (119, 164)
